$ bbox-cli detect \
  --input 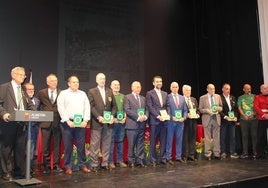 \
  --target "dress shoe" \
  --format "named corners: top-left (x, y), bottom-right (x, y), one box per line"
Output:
top-left (176, 159), bottom-right (186, 163)
top-left (187, 157), bottom-right (196, 161)
top-left (53, 165), bottom-right (63, 173)
top-left (136, 163), bottom-right (147, 168)
top-left (108, 163), bottom-right (116, 169)
top-left (152, 161), bottom-right (157, 167)
top-left (167, 159), bottom-right (174, 165)
top-left (101, 165), bottom-right (109, 170)
top-left (119, 162), bottom-right (127, 168)
top-left (42, 167), bottom-right (50, 174)
top-left (129, 163), bottom-right (135, 168)
top-left (91, 166), bottom-right (98, 172)
top-left (2, 173), bottom-right (13, 181)
top-left (81, 167), bottom-right (90, 173)
top-left (65, 168), bottom-right (73, 175)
